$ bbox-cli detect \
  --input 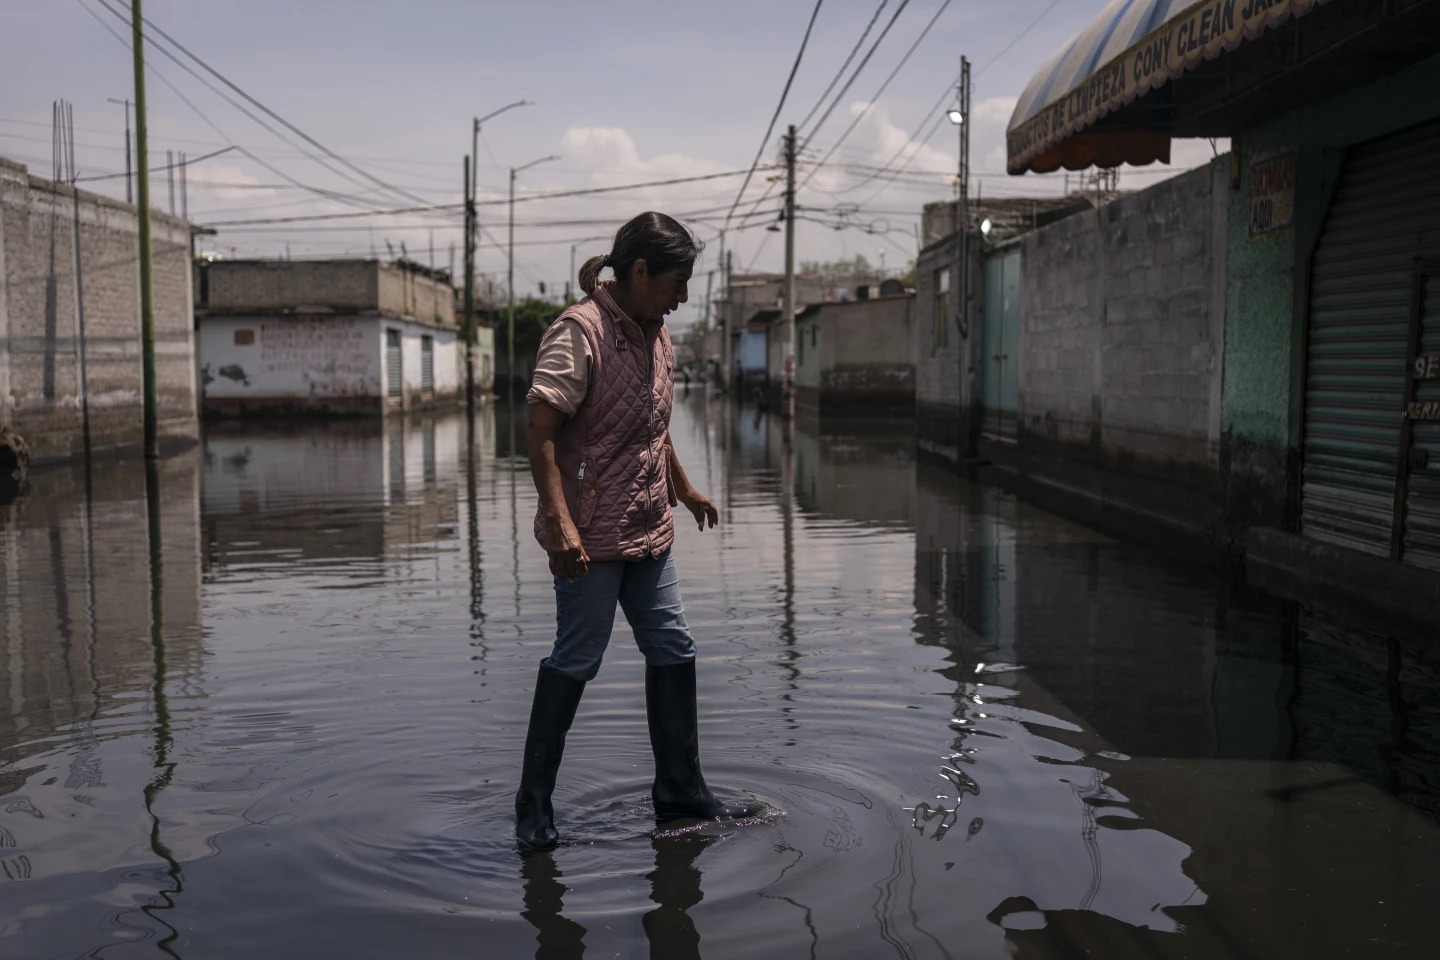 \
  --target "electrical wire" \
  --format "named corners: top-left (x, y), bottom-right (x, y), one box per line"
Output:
top-left (799, 0), bottom-right (953, 190)
top-left (91, 0), bottom-right (431, 207)
top-left (794, 1), bottom-right (890, 133)
top-left (75, 0), bottom-right (388, 211)
top-left (723, 0), bottom-right (825, 229)
top-left (831, 0), bottom-right (1068, 202)
top-left (207, 168), bottom-right (775, 226)
top-left (799, 0), bottom-right (912, 150)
